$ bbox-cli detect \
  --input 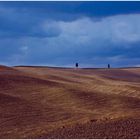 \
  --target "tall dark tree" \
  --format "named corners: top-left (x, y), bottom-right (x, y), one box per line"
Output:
top-left (75, 63), bottom-right (79, 68)
top-left (108, 64), bottom-right (110, 69)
